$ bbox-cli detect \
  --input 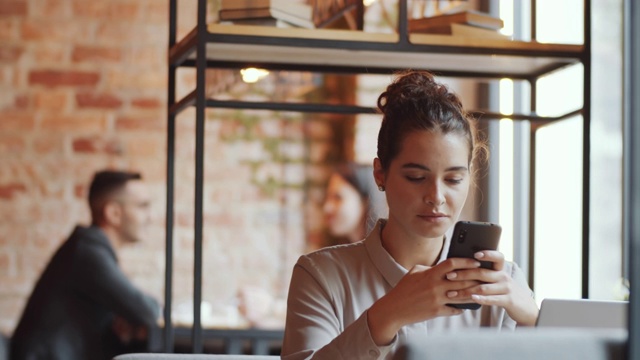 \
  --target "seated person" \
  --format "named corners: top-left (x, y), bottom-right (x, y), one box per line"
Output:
top-left (323, 162), bottom-right (388, 245)
top-left (11, 170), bottom-right (161, 360)
top-left (282, 70), bottom-right (539, 359)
